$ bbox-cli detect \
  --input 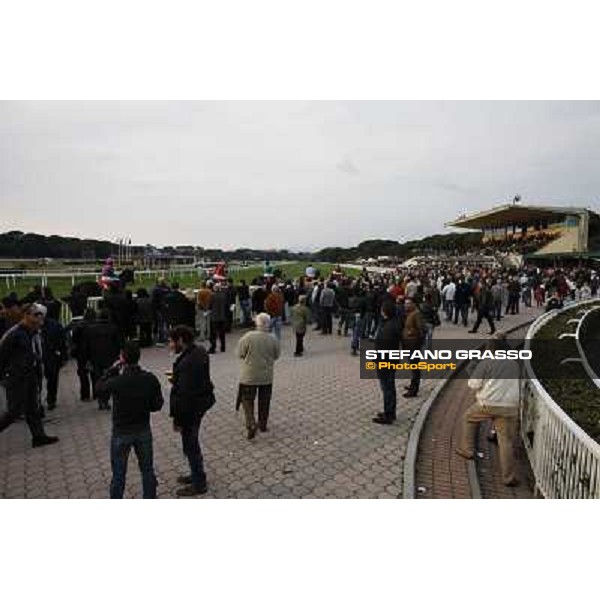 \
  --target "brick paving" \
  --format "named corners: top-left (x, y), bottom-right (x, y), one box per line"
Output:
top-left (415, 306), bottom-right (539, 499)
top-left (1, 324), bottom-right (435, 499)
top-left (475, 419), bottom-right (535, 499)
top-left (1, 307), bottom-right (543, 499)
top-left (415, 375), bottom-right (473, 498)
